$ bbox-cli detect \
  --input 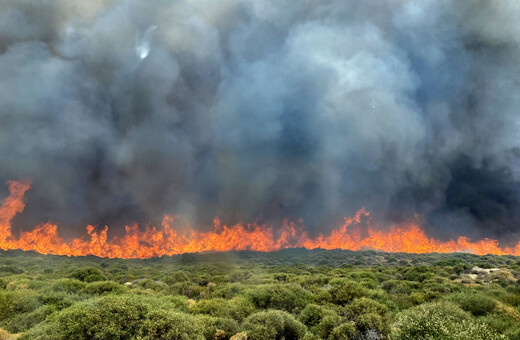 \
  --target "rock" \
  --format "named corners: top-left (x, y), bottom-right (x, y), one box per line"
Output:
top-left (471, 266), bottom-right (490, 275)
top-left (460, 273), bottom-right (478, 280)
